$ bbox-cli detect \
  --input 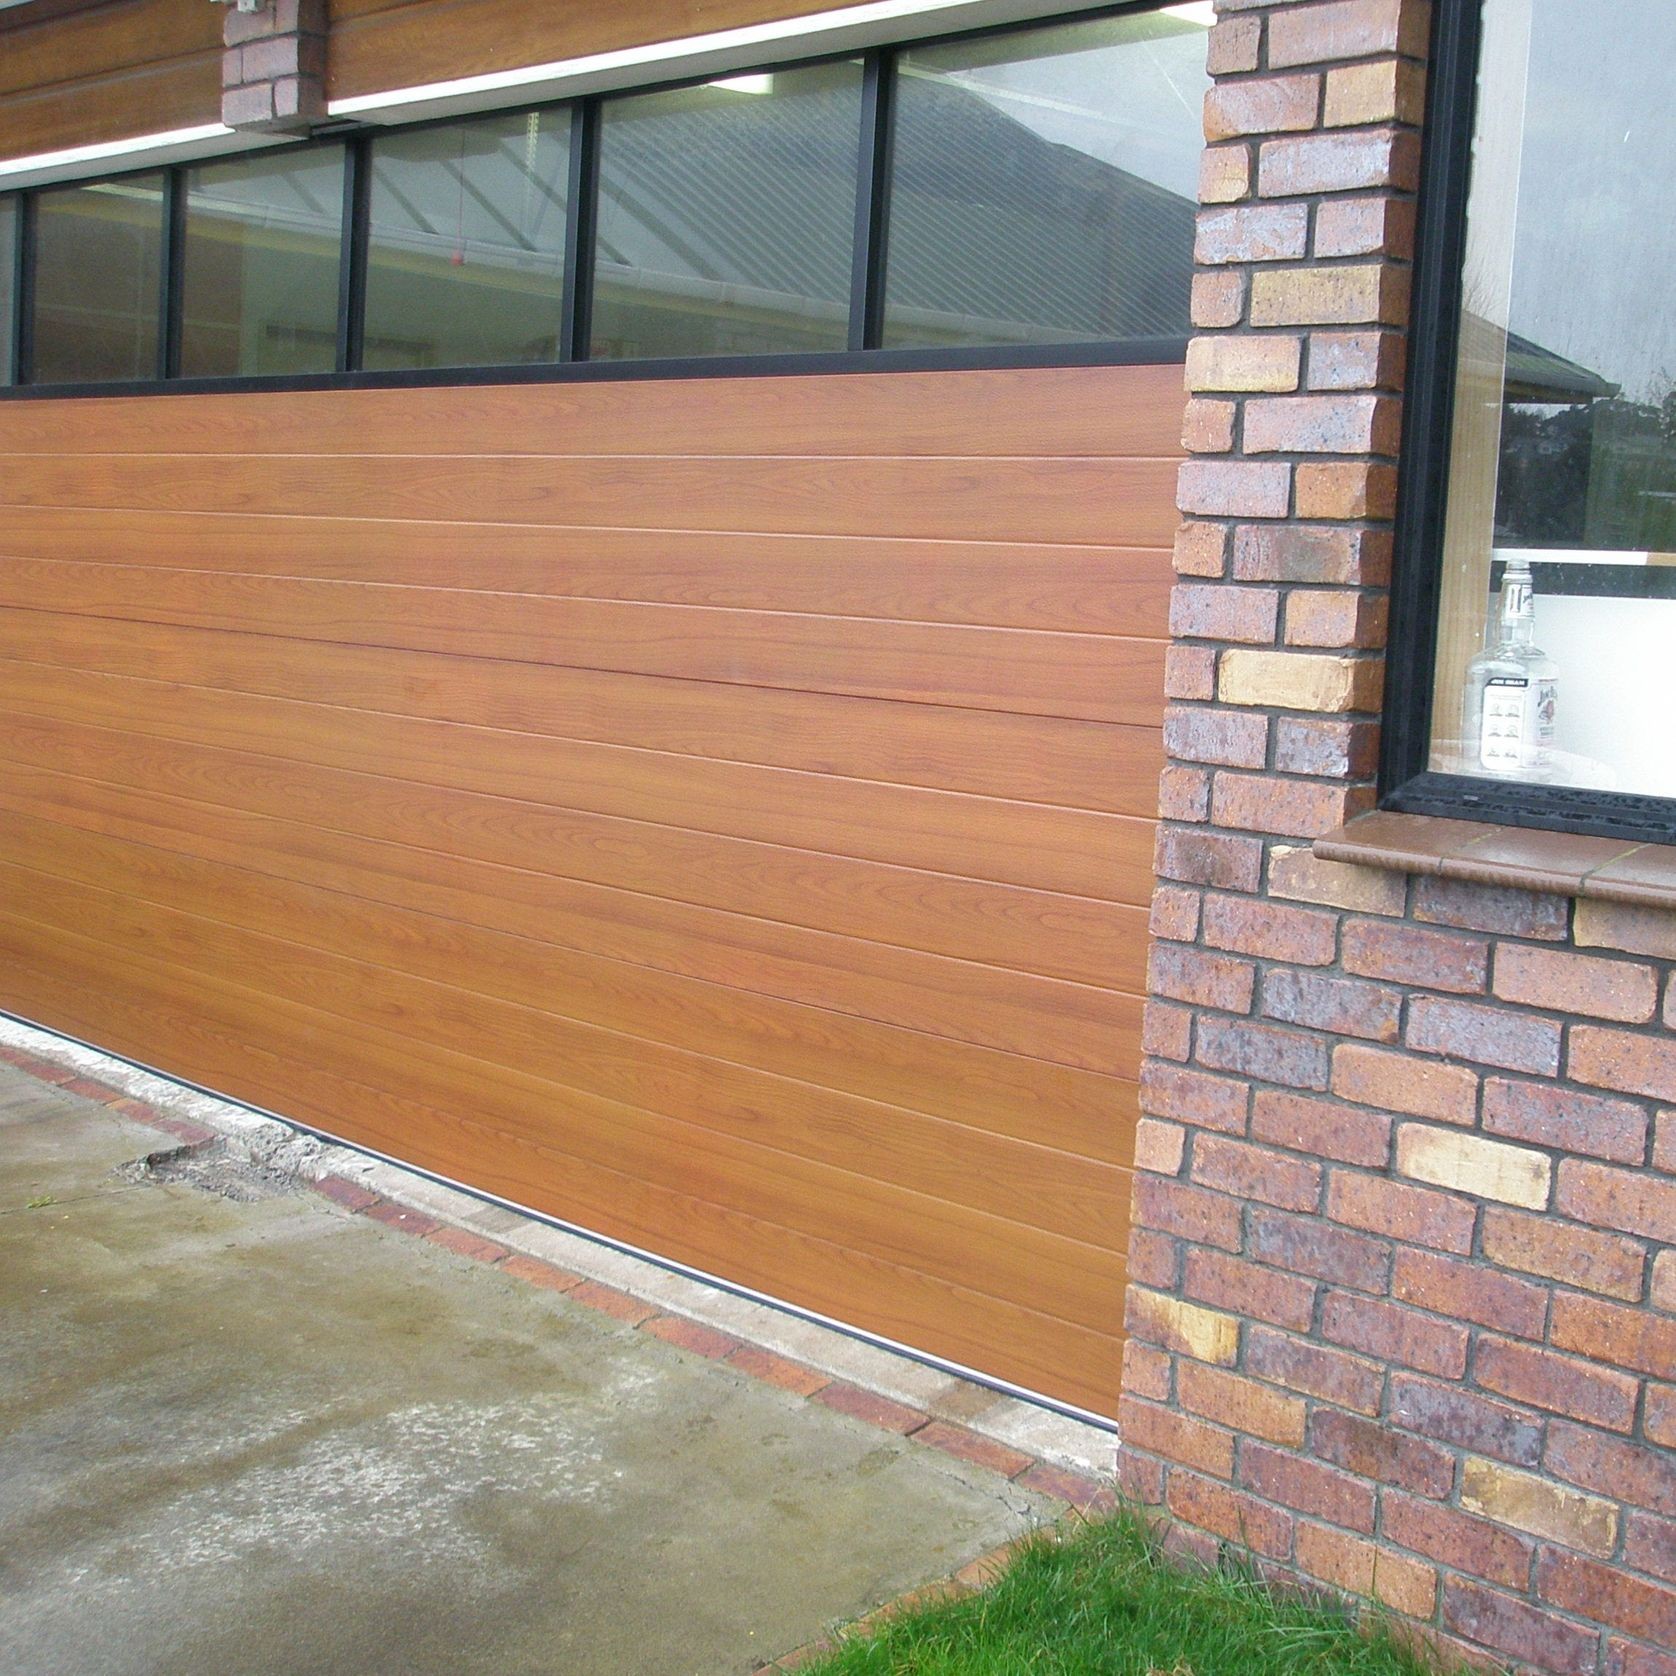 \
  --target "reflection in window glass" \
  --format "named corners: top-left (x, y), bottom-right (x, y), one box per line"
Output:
top-left (1429, 0), bottom-right (1676, 799)
top-left (181, 148), bottom-right (346, 378)
top-left (364, 109), bottom-right (570, 371)
top-left (883, 12), bottom-right (1207, 349)
top-left (591, 61), bottom-right (863, 360)
top-left (32, 174), bottom-right (165, 384)
top-left (0, 197), bottom-right (15, 384)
